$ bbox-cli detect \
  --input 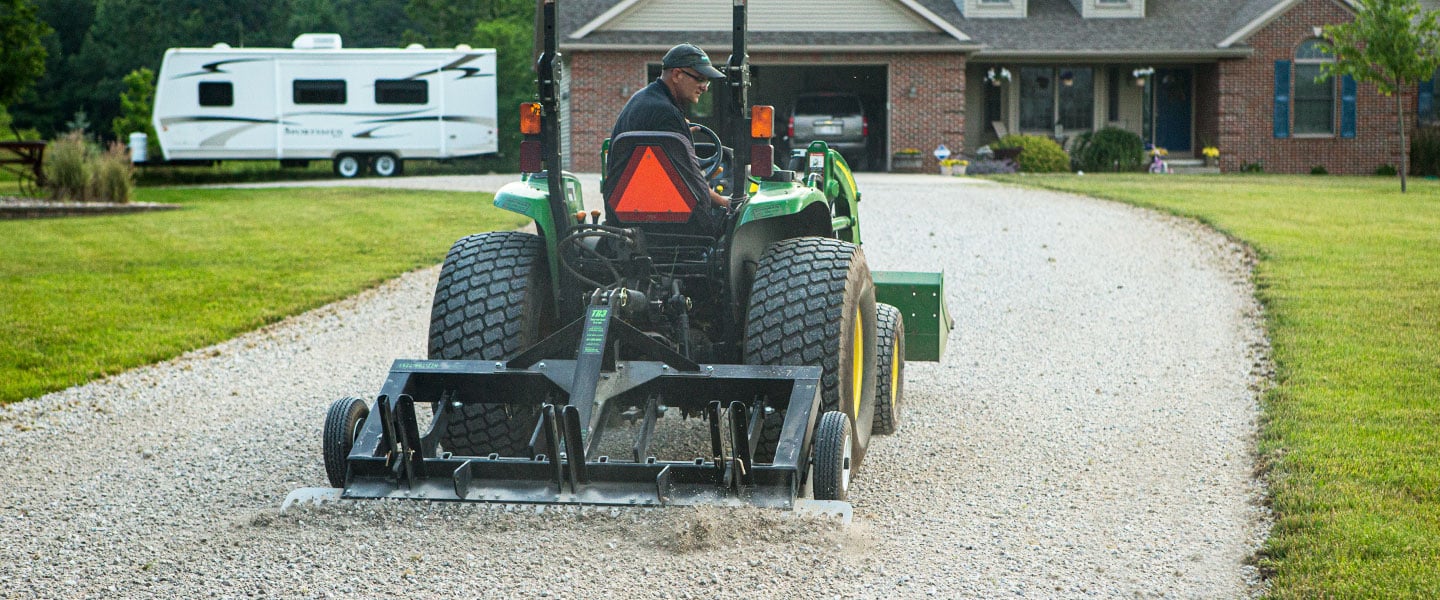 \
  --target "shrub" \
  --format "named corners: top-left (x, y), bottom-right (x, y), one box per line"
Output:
top-left (1375, 163), bottom-right (1398, 176)
top-left (90, 142), bottom-right (134, 203)
top-left (1241, 162), bottom-right (1265, 173)
top-left (45, 131), bottom-right (94, 201)
top-left (1075, 127), bottom-right (1146, 172)
top-left (1311, 165), bottom-right (1329, 175)
top-left (43, 132), bottom-right (136, 202)
top-left (993, 134), bottom-right (1070, 173)
top-left (965, 158), bottom-right (1018, 175)
top-left (1409, 125), bottom-right (1440, 177)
